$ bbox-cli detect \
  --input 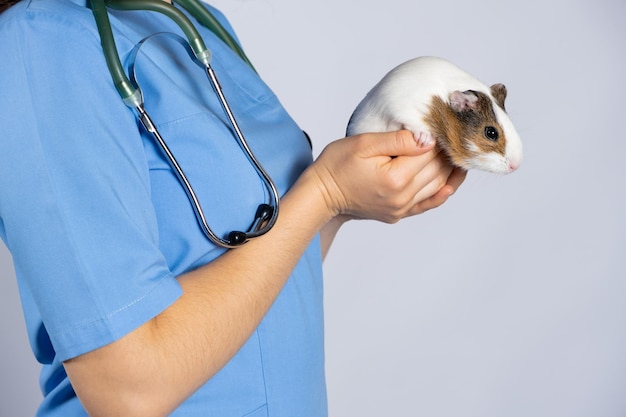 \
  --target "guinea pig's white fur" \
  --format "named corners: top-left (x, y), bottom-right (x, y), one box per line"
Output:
top-left (347, 56), bottom-right (523, 174)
